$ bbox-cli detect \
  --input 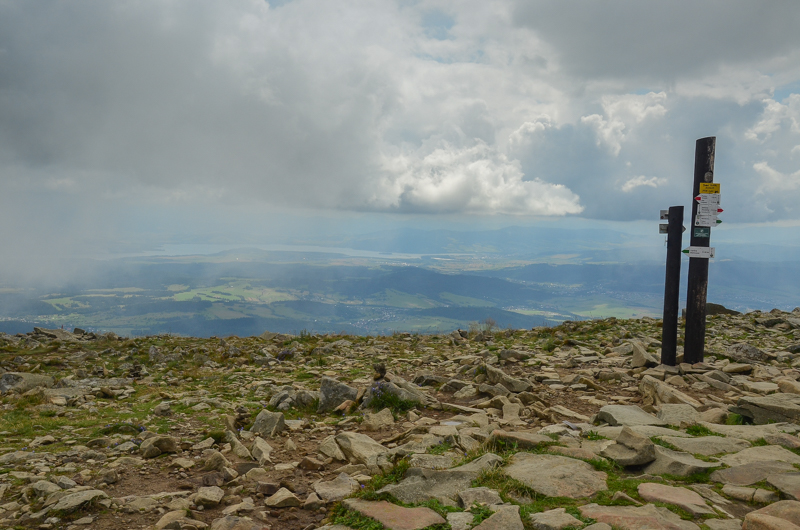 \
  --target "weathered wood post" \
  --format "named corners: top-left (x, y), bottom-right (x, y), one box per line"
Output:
top-left (660, 205), bottom-right (683, 366)
top-left (684, 137), bottom-right (716, 364)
